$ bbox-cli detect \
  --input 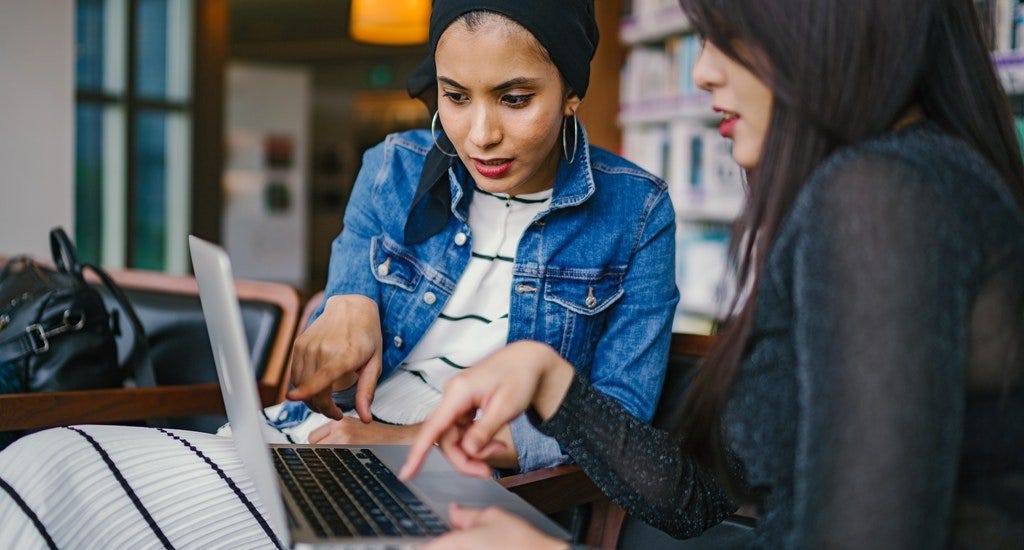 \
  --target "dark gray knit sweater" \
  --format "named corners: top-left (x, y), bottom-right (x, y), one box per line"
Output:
top-left (537, 122), bottom-right (1024, 548)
